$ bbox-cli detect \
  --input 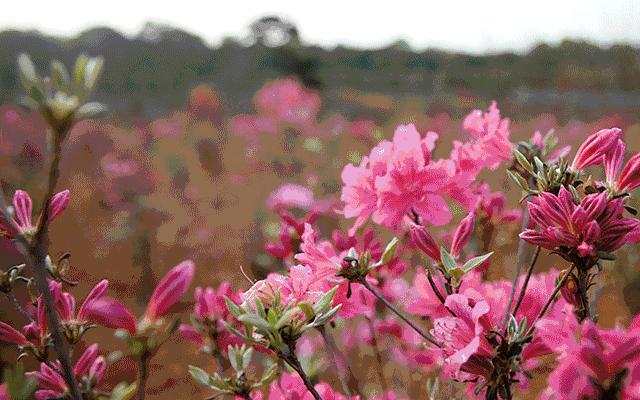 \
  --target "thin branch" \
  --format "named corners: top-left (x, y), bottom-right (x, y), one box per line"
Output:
top-left (365, 316), bottom-right (389, 396)
top-left (357, 278), bottom-right (442, 348)
top-left (510, 246), bottom-right (541, 320)
top-left (281, 345), bottom-right (322, 400)
top-left (318, 326), bottom-right (359, 397)
top-left (136, 353), bottom-right (150, 400)
top-left (500, 208), bottom-right (531, 329)
top-left (525, 263), bottom-right (577, 338)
